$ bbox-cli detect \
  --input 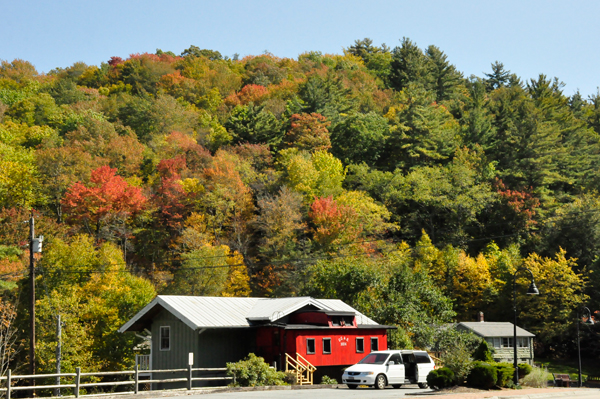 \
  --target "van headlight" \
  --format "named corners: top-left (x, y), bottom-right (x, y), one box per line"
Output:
top-left (361, 372), bottom-right (375, 376)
